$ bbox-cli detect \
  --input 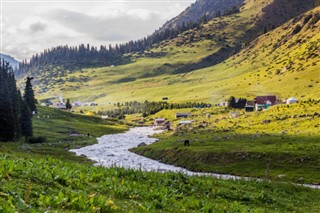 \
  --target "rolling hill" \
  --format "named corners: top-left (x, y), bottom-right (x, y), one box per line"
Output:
top-left (17, 0), bottom-right (319, 104)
